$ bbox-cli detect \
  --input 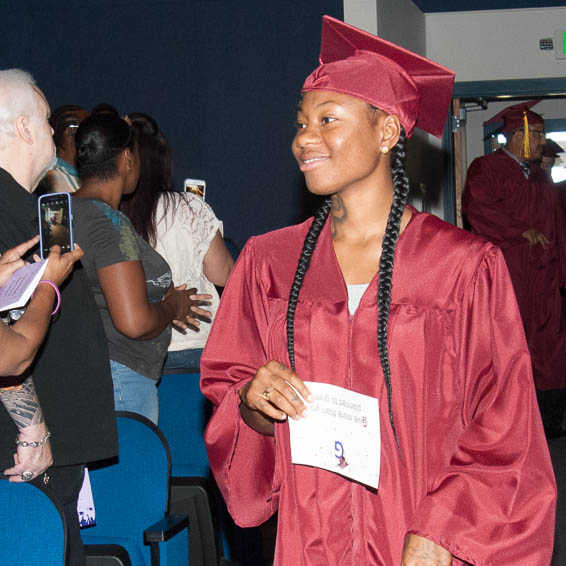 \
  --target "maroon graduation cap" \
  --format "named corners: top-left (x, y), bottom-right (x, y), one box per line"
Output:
top-left (301, 15), bottom-right (455, 138)
top-left (483, 100), bottom-right (544, 135)
top-left (484, 100), bottom-right (544, 159)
